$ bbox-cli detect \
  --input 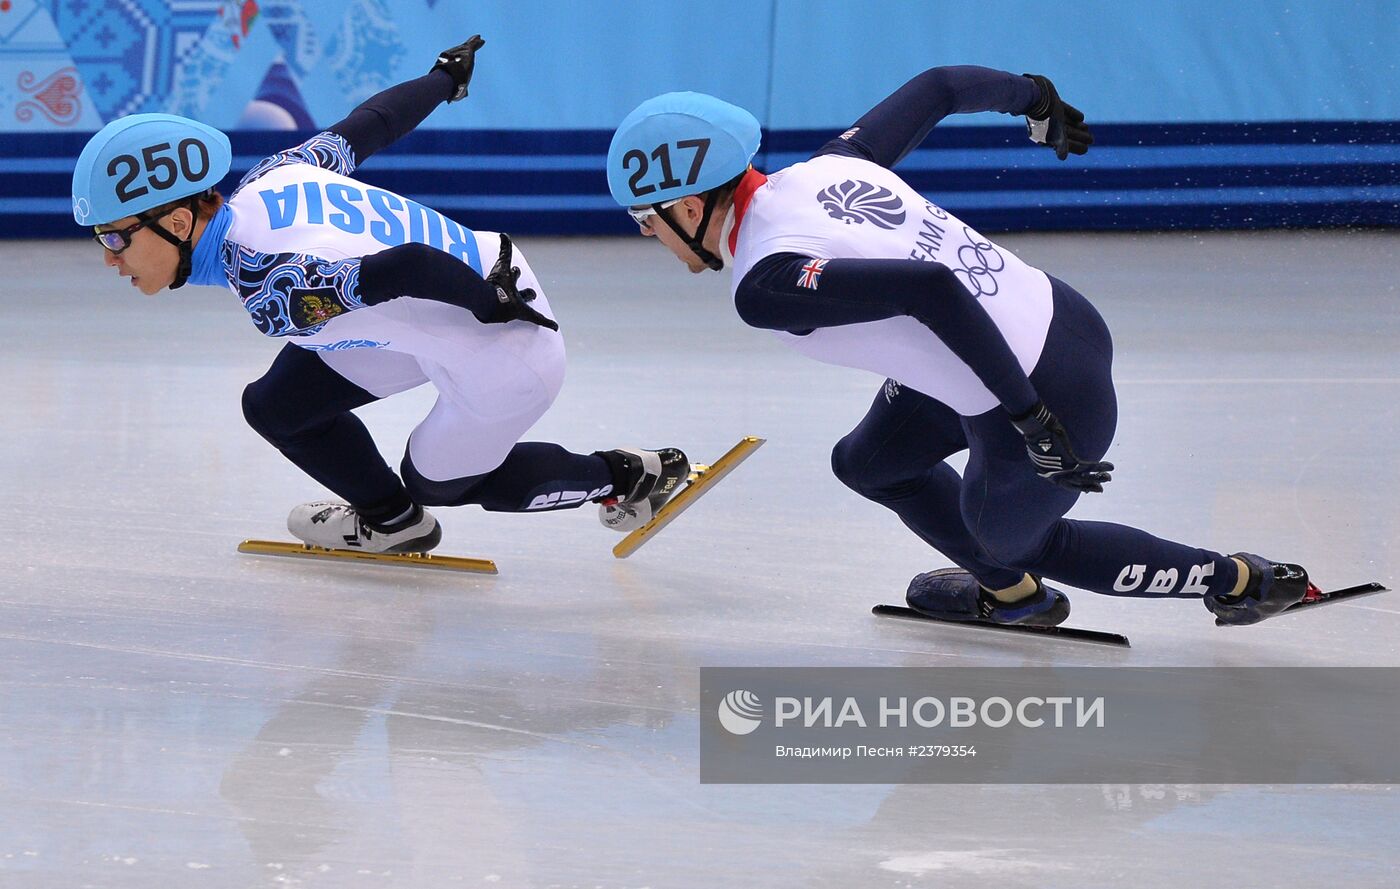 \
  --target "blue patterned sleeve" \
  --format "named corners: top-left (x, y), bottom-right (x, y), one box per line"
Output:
top-left (232, 132), bottom-right (359, 195)
top-left (223, 241), bottom-right (365, 337)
